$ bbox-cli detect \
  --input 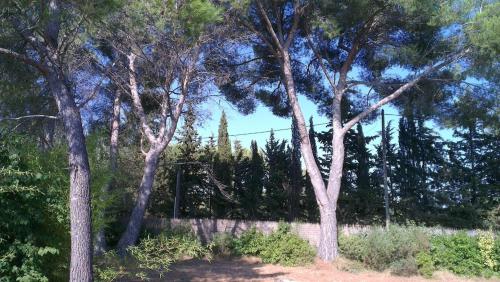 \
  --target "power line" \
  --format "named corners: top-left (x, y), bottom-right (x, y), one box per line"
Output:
top-left (197, 111), bottom-right (411, 141)
top-left (199, 121), bottom-right (331, 140)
